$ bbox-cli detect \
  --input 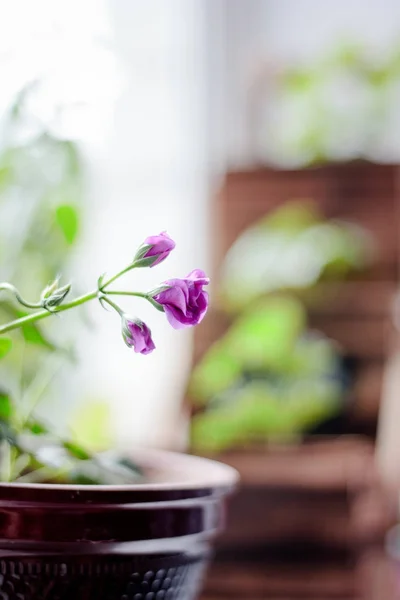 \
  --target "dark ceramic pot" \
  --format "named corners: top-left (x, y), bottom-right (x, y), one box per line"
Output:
top-left (0, 449), bottom-right (238, 600)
